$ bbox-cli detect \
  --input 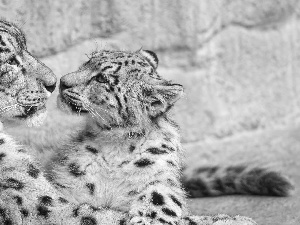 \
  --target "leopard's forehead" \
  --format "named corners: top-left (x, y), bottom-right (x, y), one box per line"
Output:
top-left (0, 20), bottom-right (26, 50)
top-left (91, 50), bottom-right (149, 66)
top-left (86, 50), bottom-right (160, 81)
